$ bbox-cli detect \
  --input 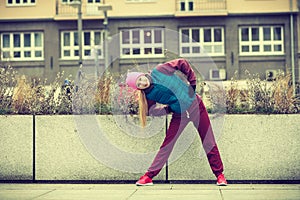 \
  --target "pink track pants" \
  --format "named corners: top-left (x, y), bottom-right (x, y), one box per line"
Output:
top-left (145, 94), bottom-right (224, 178)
